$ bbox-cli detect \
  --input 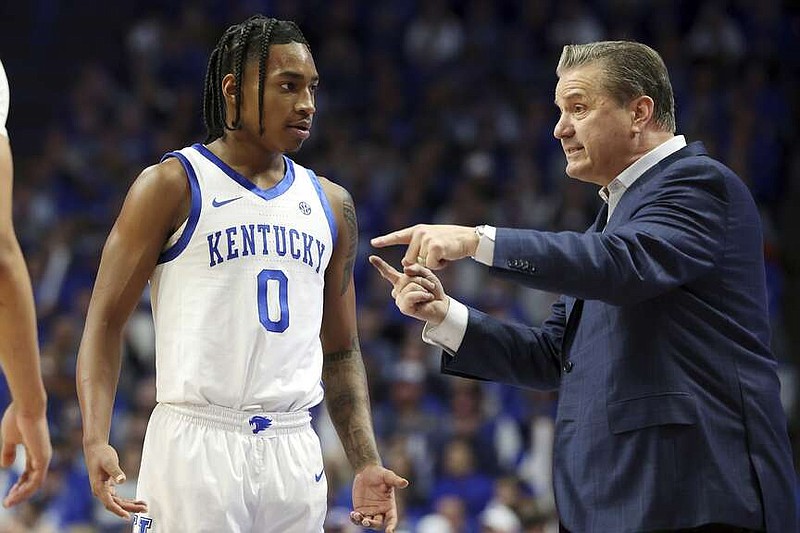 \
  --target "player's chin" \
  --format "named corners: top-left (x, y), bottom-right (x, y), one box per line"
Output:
top-left (282, 139), bottom-right (307, 153)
